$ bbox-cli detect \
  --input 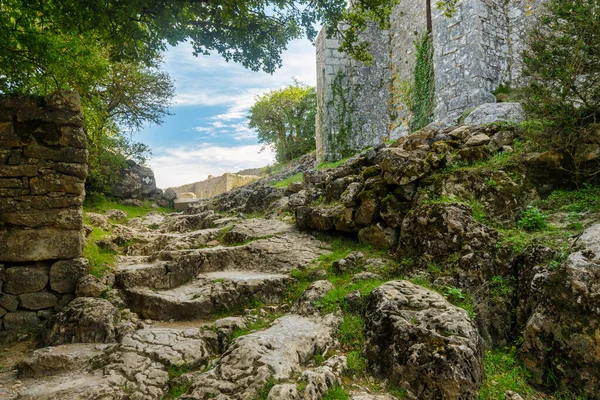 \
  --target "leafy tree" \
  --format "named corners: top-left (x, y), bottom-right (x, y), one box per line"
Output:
top-left (249, 82), bottom-right (317, 163)
top-left (520, 0), bottom-right (600, 182)
top-left (83, 61), bottom-right (174, 194)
